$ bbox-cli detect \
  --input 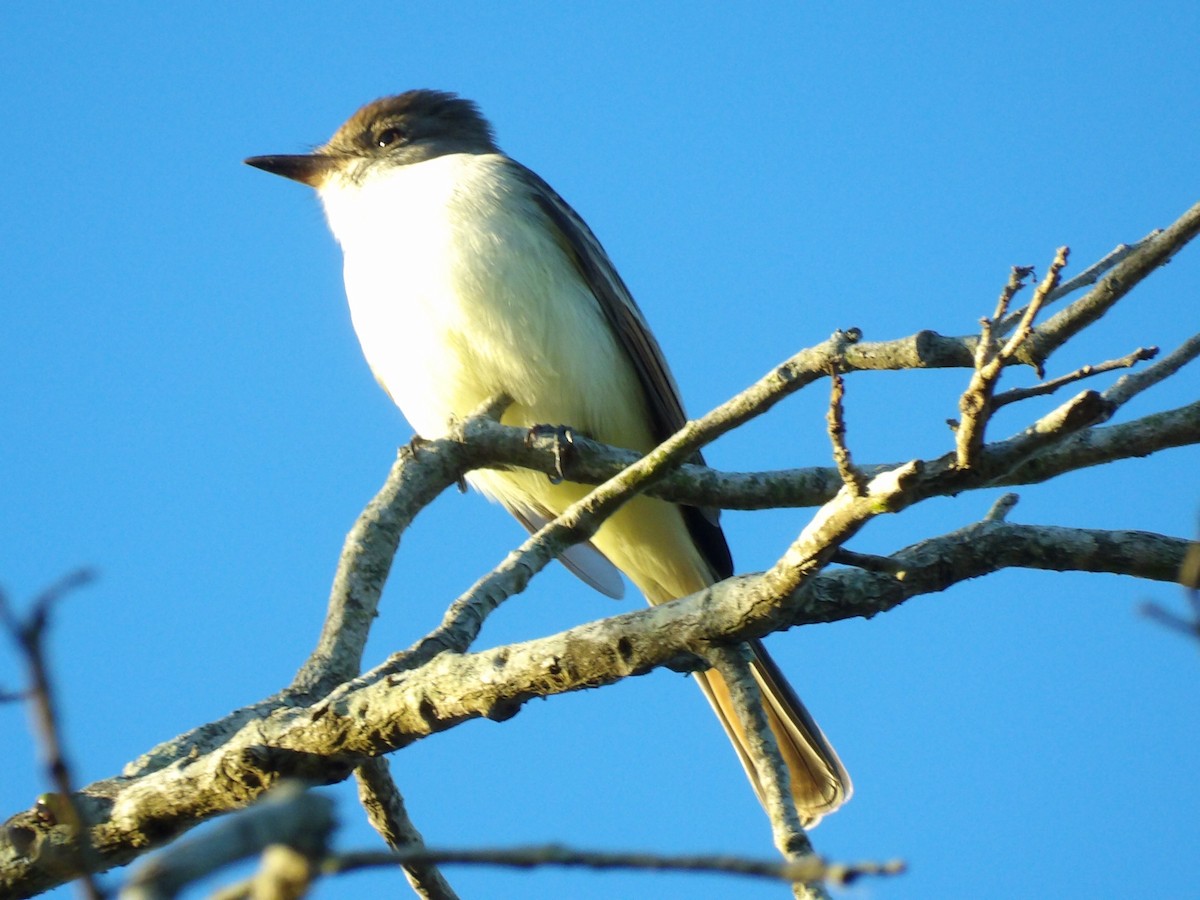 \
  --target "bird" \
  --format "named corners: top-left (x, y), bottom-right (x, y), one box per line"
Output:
top-left (245, 89), bottom-right (850, 824)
